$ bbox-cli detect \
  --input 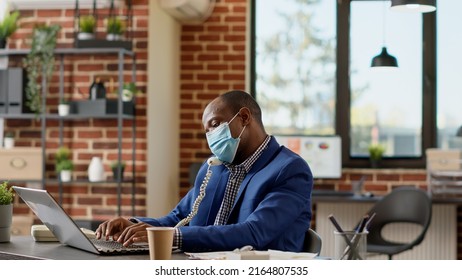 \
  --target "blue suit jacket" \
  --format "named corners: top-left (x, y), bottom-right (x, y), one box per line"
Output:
top-left (137, 137), bottom-right (313, 252)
